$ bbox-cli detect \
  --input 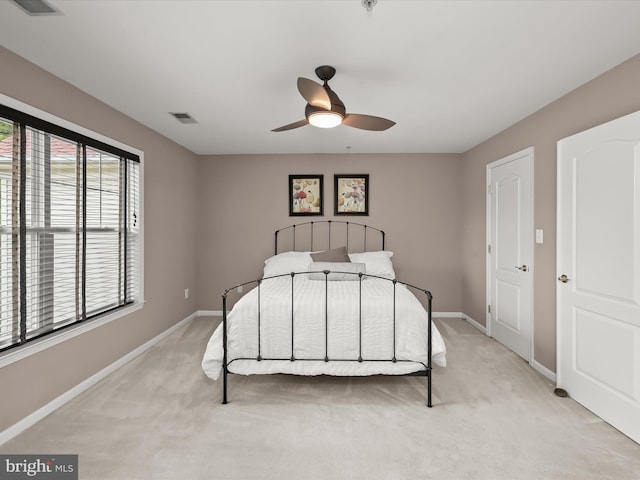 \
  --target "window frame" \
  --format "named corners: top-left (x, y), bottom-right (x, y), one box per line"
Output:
top-left (0, 93), bottom-right (144, 368)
